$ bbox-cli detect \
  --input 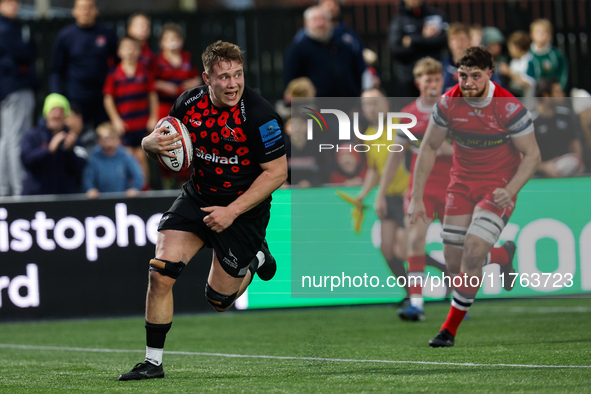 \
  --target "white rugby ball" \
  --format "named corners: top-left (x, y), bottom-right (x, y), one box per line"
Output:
top-left (554, 153), bottom-right (584, 177)
top-left (155, 116), bottom-right (193, 172)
